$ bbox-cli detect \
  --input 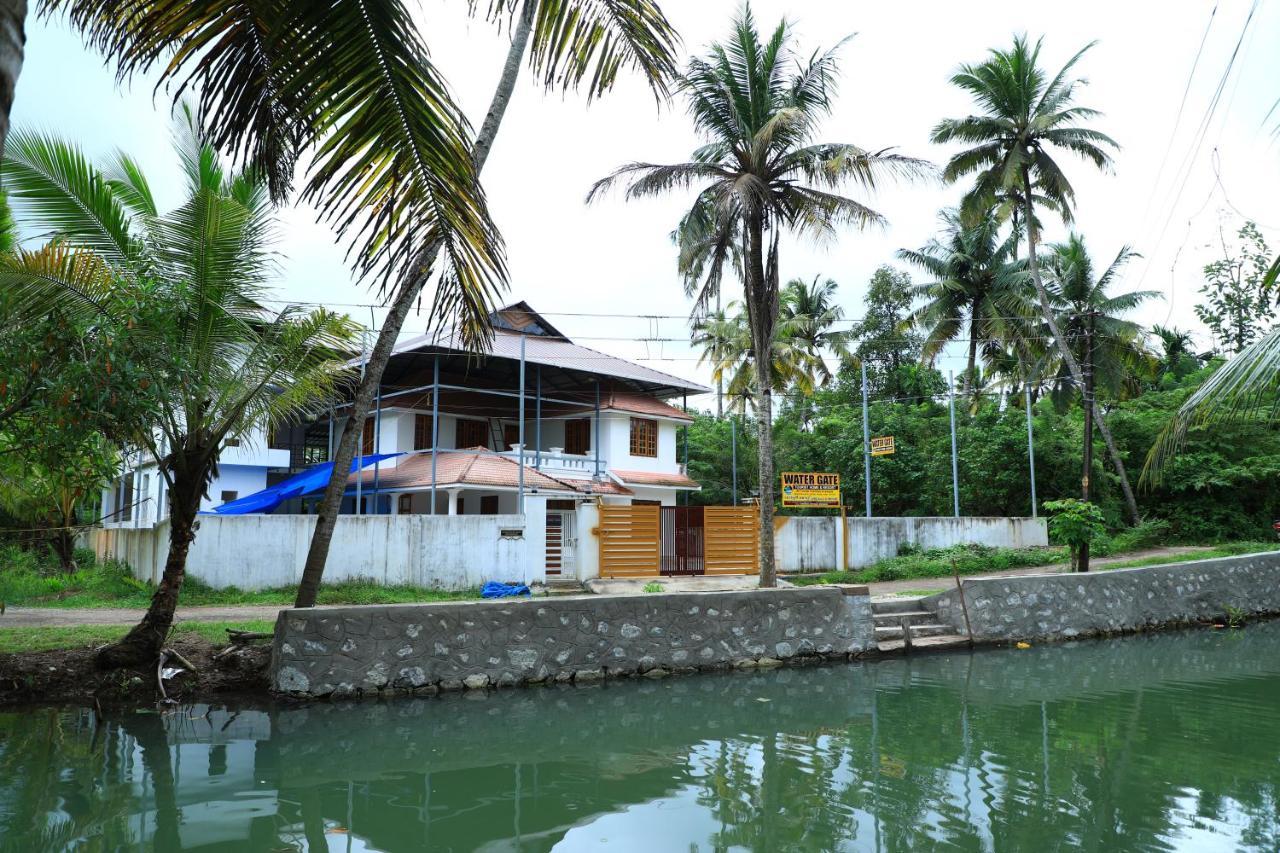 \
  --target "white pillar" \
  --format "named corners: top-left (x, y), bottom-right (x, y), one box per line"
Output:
top-left (389, 493), bottom-right (401, 515)
top-left (447, 489), bottom-right (462, 516)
